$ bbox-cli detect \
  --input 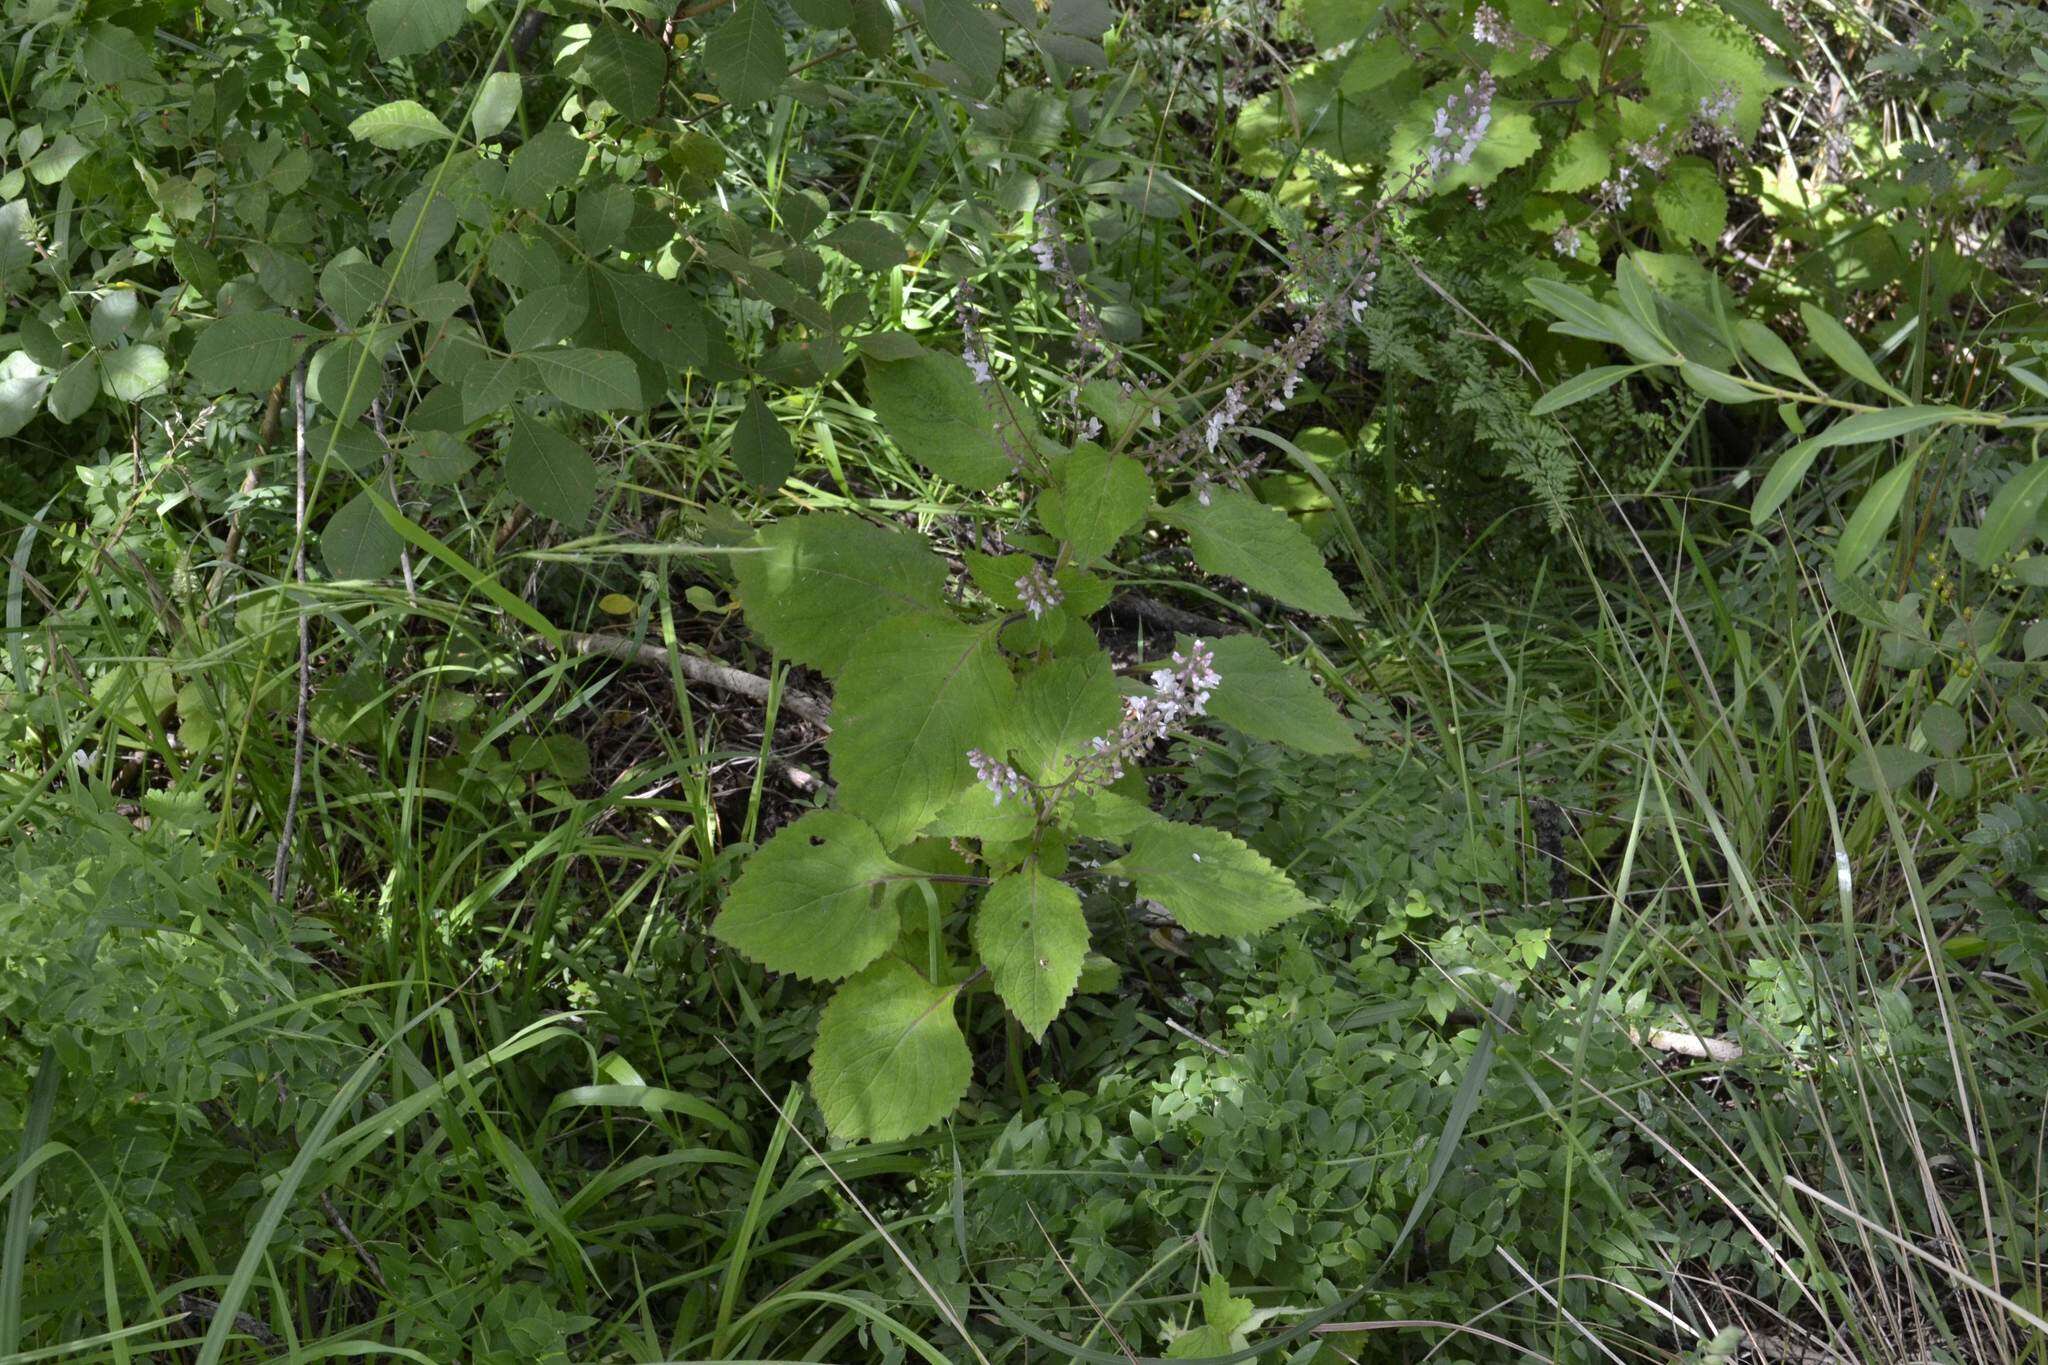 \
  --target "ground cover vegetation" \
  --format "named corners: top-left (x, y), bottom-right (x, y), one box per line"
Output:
top-left (2, 0), bottom-right (2047, 1358)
